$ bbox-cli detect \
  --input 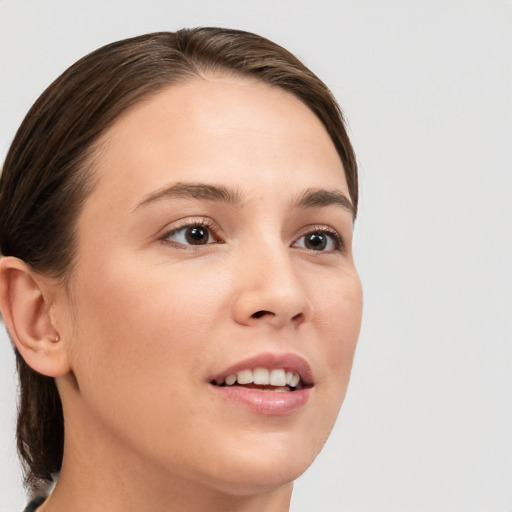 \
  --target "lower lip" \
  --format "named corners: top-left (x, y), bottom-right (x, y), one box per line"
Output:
top-left (209, 385), bottom-right (311, 416)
